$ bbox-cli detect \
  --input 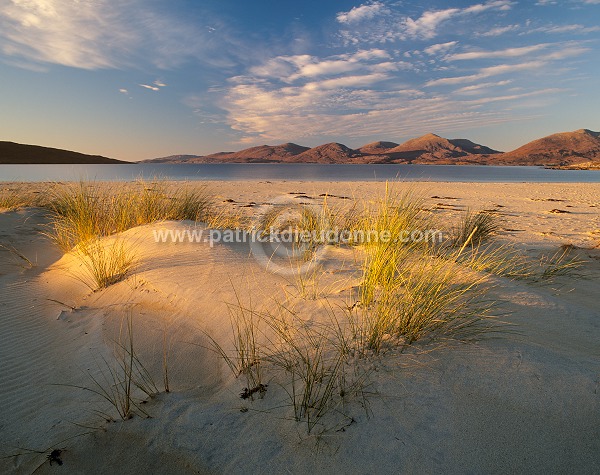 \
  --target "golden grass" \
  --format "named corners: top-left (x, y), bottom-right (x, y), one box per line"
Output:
top-left (0, 184), bottom-right (48, 210)
top-left (357, 187), bottom-right (429, 305)
top-left (74, 239), bottom-right (137, 291)
top-left (203, 292), bottom-right (265, 399)
top-left (453, 209), bottom-right (500, 247)
top-left (63, 313), bottom-right (155, 420)
top-left (539, 245), bottom-right (586, 280)
top-left (47, 180), bottom-right (213, 251)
